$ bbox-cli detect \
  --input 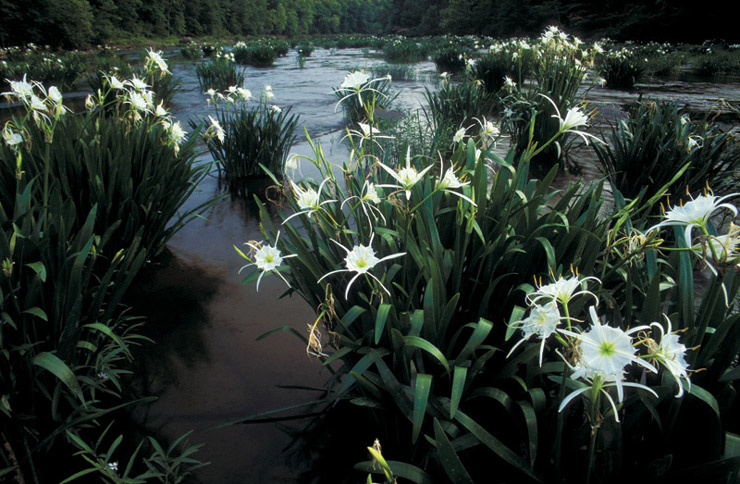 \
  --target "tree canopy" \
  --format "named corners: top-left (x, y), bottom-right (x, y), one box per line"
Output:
top-left (0, 0), bottom-right (735, 49)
